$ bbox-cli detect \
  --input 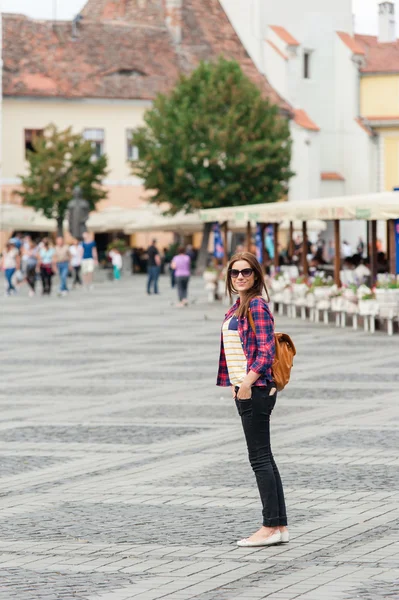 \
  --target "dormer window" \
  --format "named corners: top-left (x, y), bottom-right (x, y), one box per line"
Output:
top-left (104, 68), bottom-right (146, 78)
top-left (303, 51), bottom-right (312, 79)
